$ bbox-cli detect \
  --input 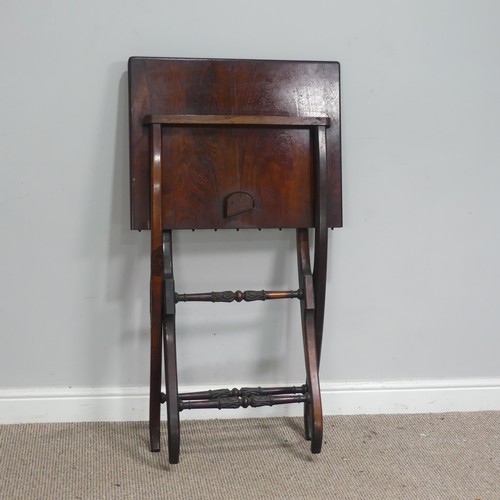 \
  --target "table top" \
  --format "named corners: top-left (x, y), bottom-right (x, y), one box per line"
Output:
top-left (128, 57), bottom-right (342, 230)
